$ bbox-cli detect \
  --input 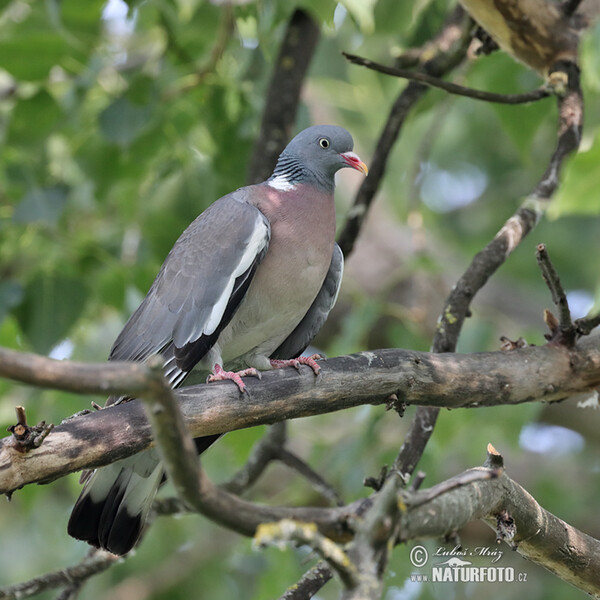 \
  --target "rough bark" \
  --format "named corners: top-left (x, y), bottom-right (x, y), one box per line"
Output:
top-left (1, 335), bottom-right (599, 495)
